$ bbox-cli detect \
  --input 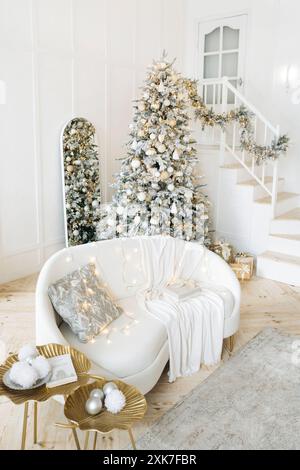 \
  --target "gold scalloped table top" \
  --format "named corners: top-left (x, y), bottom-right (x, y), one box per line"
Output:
top-left (0, 343), bottom-right (91, 405)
